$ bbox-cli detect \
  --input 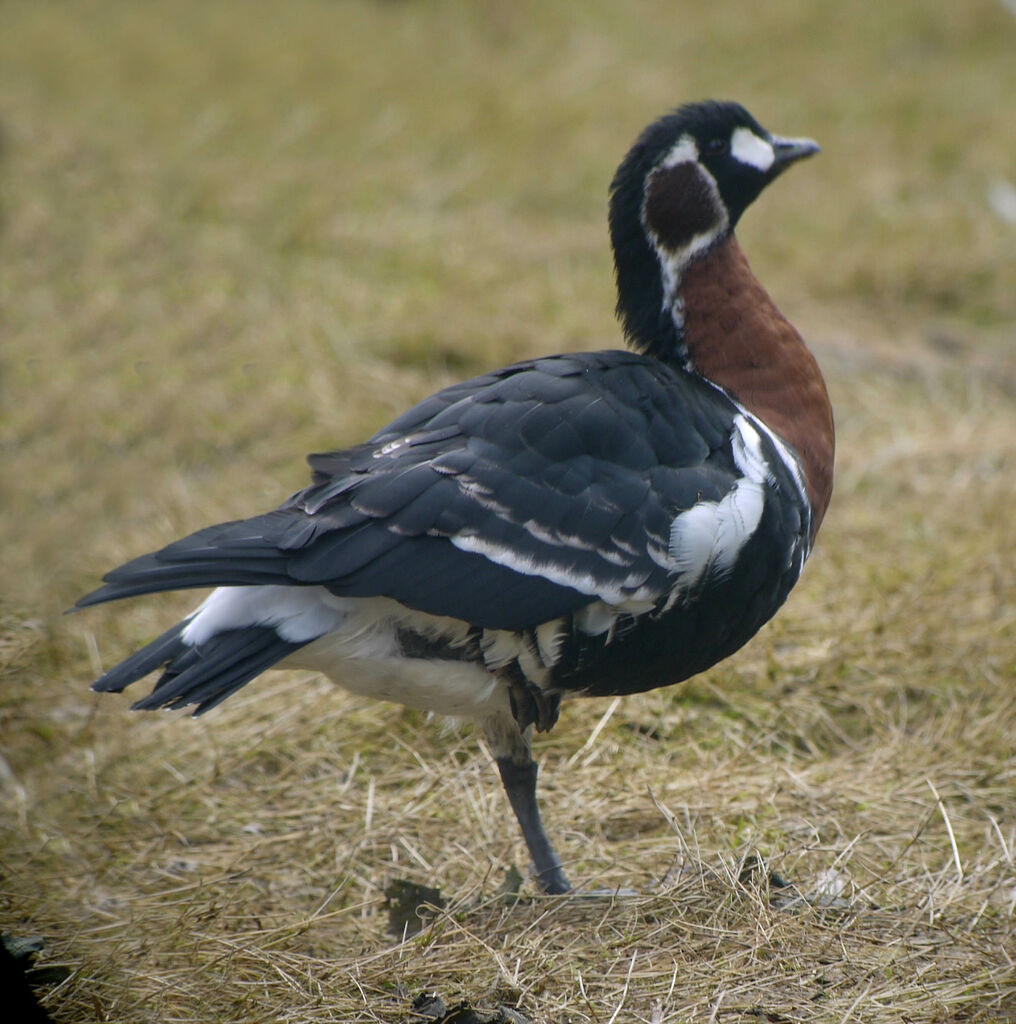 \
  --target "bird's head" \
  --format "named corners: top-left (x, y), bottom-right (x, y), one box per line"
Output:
top-left (609, 101), bottom-right (820, 354)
